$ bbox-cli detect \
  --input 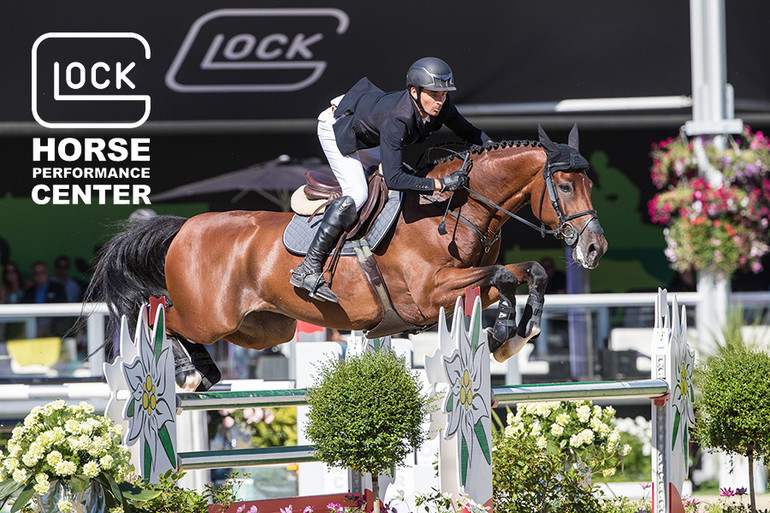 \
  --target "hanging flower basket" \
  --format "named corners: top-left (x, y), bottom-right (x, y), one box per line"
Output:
top-left (648, 127), bottom-right (770, 276)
